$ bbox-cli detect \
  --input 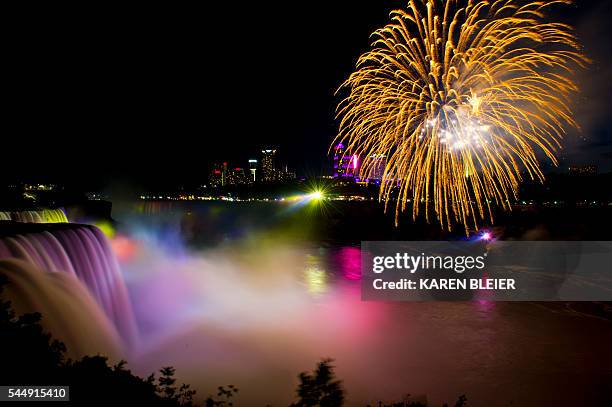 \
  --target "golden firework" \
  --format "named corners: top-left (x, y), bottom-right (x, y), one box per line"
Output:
top-left (335, 0), bottom-right (587, 232)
